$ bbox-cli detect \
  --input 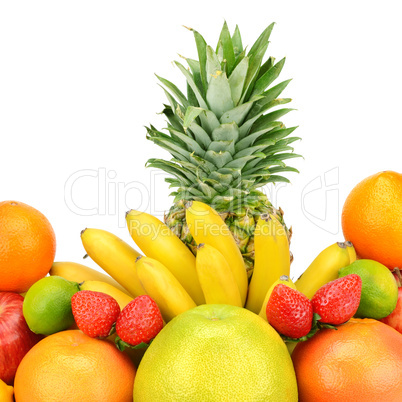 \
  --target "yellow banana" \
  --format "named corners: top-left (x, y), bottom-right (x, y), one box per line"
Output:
top-left (258, 275), bottom-right (296, 320)
top-left (295, 242), bottom-right (351, 299)
top-left (0, 379), bottom-right (13, 402)
top-left (345, 241), bottom-right (357, 264)
top-left (80, 228), bottom-right (145, 298)
top-left (126, 210), bottom-right (205, 305)
top-left (185, 201), bottom-right (248, 306)
top-left (246, 214), bottom-right (290, 313)
top-left (135, 256), bottom-right (197, 322)
top-left (50, 261), bottom-right (131, 296)
top-left (196, 243), bottom-right (242, 307)
top-left (79, 280), bottom-right (133, 310)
